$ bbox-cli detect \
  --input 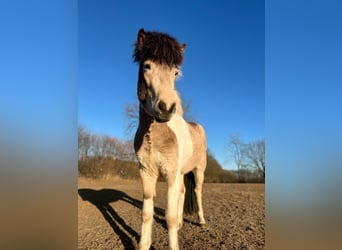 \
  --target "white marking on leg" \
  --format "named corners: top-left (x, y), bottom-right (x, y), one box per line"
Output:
top-left (166, 174), bottom-right (181, 250)
top-left (177, 177), bottom-right (185, 229)
top-left (139, 170), bottom-right (157, 250)
top-left (139, 197), bottom-right (154, 250)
